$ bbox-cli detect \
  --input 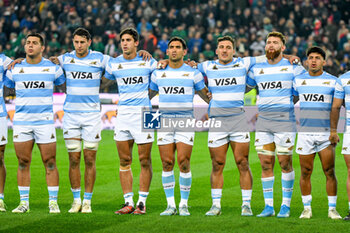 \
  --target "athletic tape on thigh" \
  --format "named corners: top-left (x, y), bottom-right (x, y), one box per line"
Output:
top-left (255, 145), bottom-right (275, 156)
top-left (276, 144), bottom-right (293, 155)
